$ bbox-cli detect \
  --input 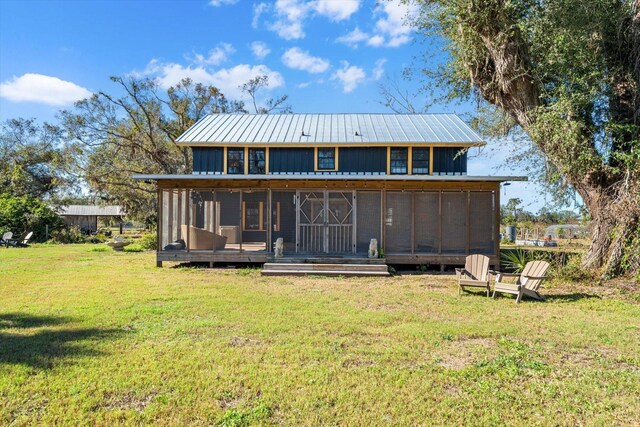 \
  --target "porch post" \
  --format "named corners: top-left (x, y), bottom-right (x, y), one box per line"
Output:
top-left (186, 189), bottom-right (191, 253)
top-left (157, 187), bottom-right (162, 267)
top-left (239, 189), bottom-right (243, 253)
top-left (267, 188), bottom-right (272, 253)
